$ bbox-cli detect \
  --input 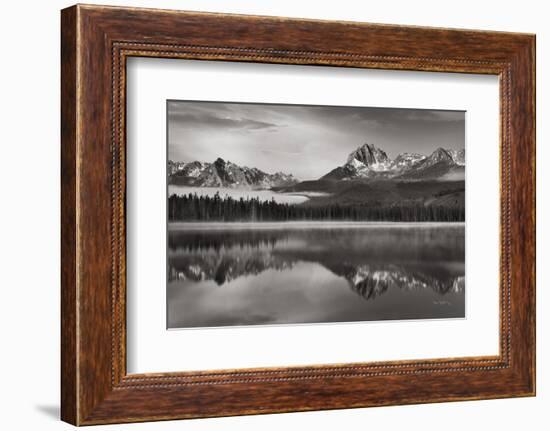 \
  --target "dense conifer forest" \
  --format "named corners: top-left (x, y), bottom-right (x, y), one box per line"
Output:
top-left (168, 192), bottom-right (464, 222)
